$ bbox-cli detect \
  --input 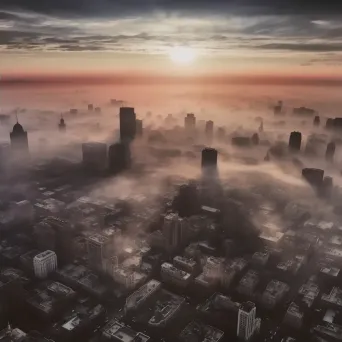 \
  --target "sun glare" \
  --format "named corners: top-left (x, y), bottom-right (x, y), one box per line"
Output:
top-left (169, 46), bottom-right (197, 64)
